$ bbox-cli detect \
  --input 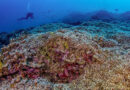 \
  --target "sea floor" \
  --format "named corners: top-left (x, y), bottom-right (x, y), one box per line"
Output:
top-left (0, 20), bottom-right (130, 90)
